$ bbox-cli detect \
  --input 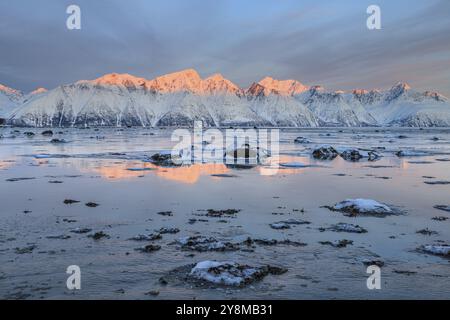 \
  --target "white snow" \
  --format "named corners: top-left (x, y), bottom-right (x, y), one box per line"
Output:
top-left (334, 199), bottom-right (392, 213)
top-left (3, 70), bottom-right (450, 127)
top-left (422, 245), bottom-right (450, 256)
top-left (190, 261), bottom-right (258, 286)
